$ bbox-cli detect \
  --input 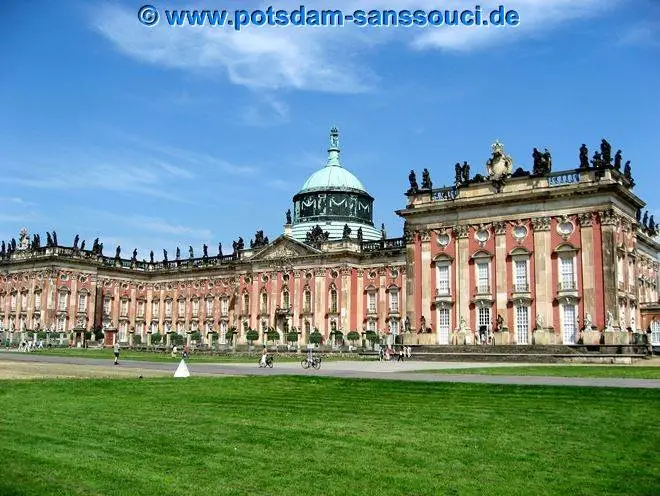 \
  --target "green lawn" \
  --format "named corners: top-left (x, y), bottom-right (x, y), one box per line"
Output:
top-left (414, 365), bottom-right (660, 379)
top-left (0, 377), bottom-right (658, 495)
top-left (3, 348), bottom-right (360, 364)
